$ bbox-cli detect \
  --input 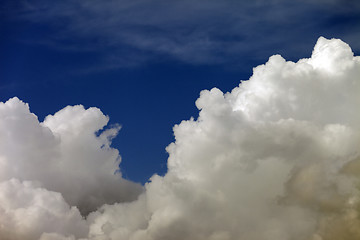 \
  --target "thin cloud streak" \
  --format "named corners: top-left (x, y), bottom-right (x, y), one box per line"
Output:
top-left (3, 0), bottom-right (360, 69)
